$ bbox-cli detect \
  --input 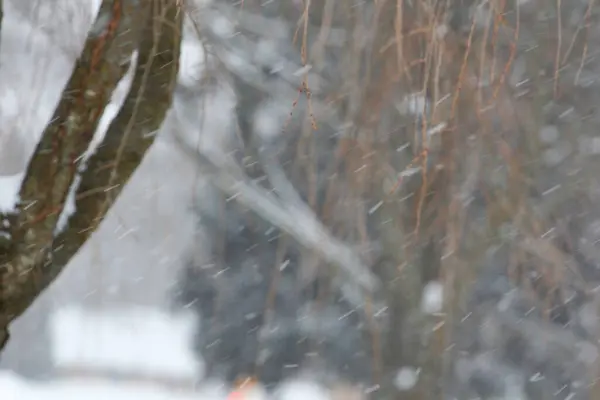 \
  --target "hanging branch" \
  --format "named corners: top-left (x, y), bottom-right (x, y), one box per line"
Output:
top-left (173, 135), bottom-right (379, 302)
top-left (0, 0), bottom-right (183, 349)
